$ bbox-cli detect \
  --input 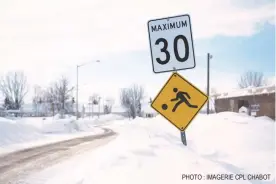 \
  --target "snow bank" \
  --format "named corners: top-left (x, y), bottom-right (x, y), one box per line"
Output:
top-left (0, 118), bottom-right (45, 148)
top-left (16, 117), bottom-right (46, 129)
top-left (42, 118), bottom-right (79, 133)
top-left (87, 114), bottom-right (126, 125)
top-left (0, 117), bottom-right (15, 123)
top-left (53, 113), bottom-right (74, 120)
top-left (0, 114), bottom-right (126, 155)
top-left (238, 106), bottom-right (248, 114)
top-left (16, 114), bottom-right (124, 134)
top-left (28, 112), bottom-right (275, 184)
top-left (42, 114), bottom-right (125, 133)
top-left (188, 113), bottom-right (275, 174)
